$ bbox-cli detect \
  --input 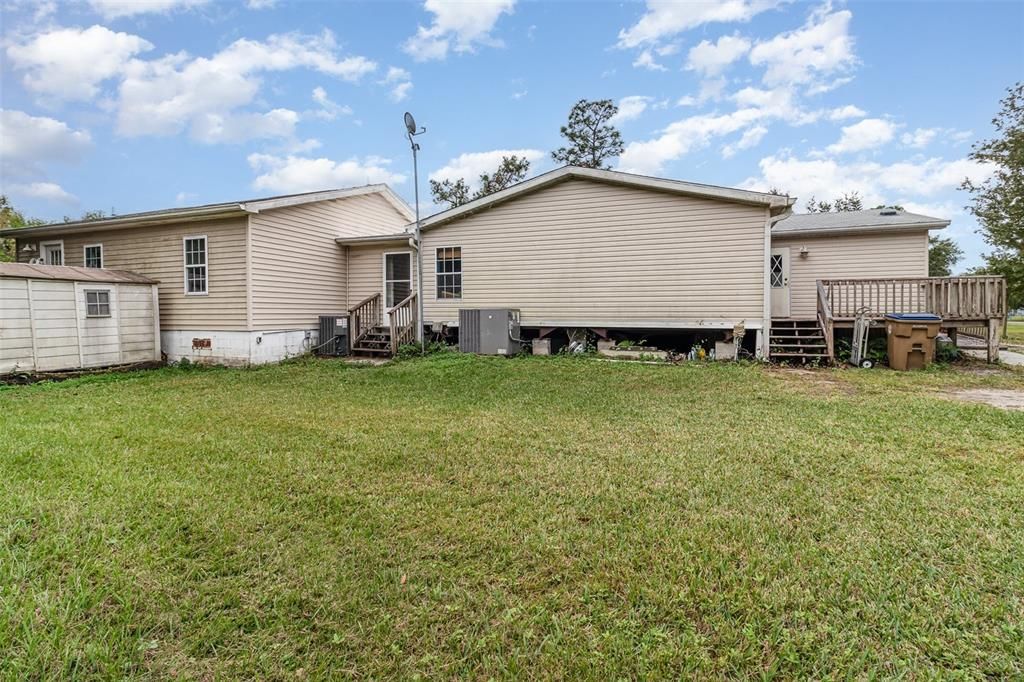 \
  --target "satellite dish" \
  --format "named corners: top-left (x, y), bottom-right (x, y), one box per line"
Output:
top-left (404, 112), bottom-right (417, 135)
